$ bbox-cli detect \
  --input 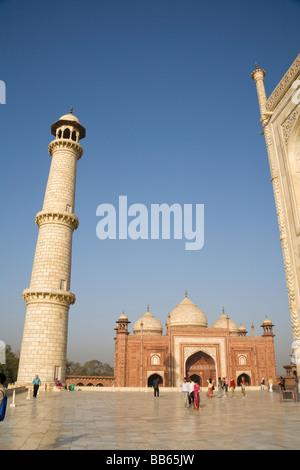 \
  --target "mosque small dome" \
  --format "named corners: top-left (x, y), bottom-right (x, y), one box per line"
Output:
top-left (118, 312), bottom-right (128, 321)
top-left (59, 113), bottom-right (80, 123)
top-left (133, 307), bottom-right (163, 335)
top-left (212, 311), bottom-right (239, 335)
top-left (262, 316), bottom-right (273, 325)
top-left (169, 294), bottom-right (208, 328)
